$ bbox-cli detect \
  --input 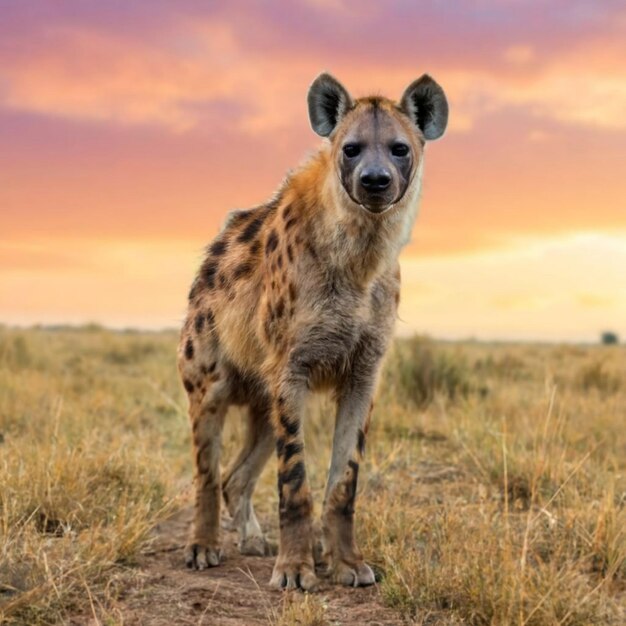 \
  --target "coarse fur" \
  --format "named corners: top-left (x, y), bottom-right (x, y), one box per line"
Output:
top-left (177, 72), bottom-right (448, 590)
